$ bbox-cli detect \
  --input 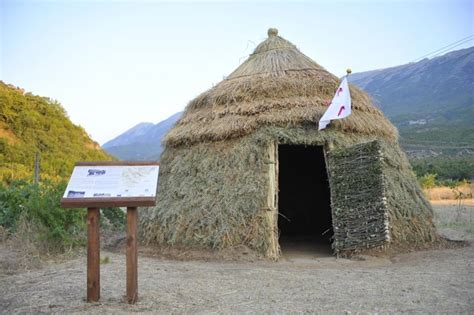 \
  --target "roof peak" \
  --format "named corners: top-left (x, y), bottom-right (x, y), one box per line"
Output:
top-left (226, 28), bottom-right (323, 80)
top-left (163, 28), bottom-right (398, 146)
top-left (267, 27), bottom-right (278, 37)
top-left (252, 28), bottom-right (296, 55)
